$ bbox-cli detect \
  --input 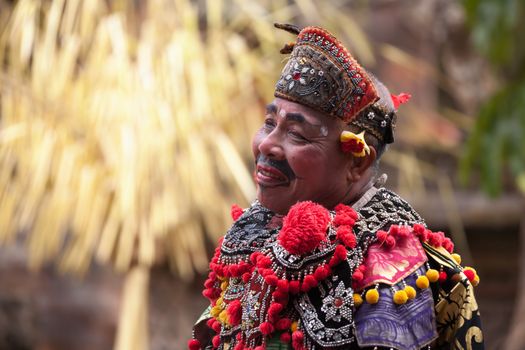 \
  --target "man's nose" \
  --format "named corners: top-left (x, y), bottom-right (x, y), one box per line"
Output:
top-left (258, 131), bottom-right (285, 160)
